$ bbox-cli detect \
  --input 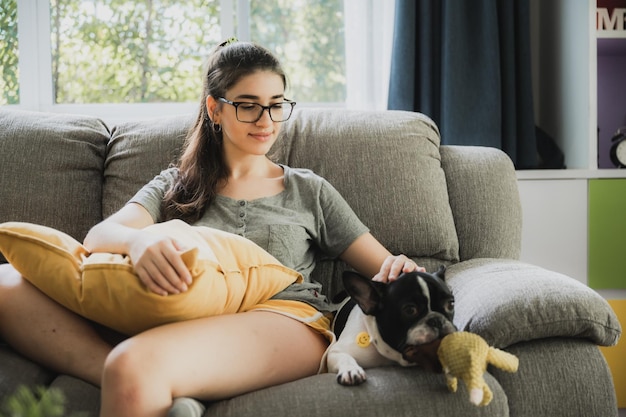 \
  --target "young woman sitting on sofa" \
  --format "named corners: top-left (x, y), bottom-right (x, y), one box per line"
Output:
top-left (0, 40), bottom-right (422, 417)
